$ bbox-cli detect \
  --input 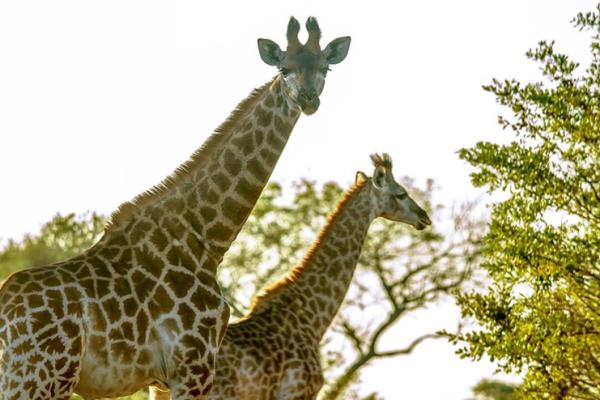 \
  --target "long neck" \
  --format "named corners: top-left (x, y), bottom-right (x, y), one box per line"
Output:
top-left (250, 182), bottom-right (376, 340)
top-left (104, 76), bottom-right (301, 268)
